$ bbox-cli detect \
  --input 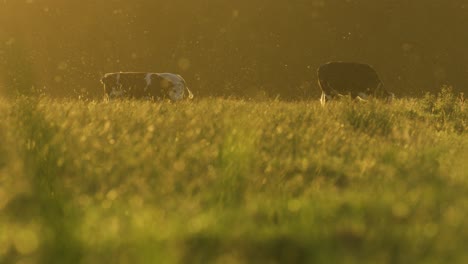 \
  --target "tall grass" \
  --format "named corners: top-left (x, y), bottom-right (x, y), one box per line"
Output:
top-left (0, 92), bottom-right (467, 263)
